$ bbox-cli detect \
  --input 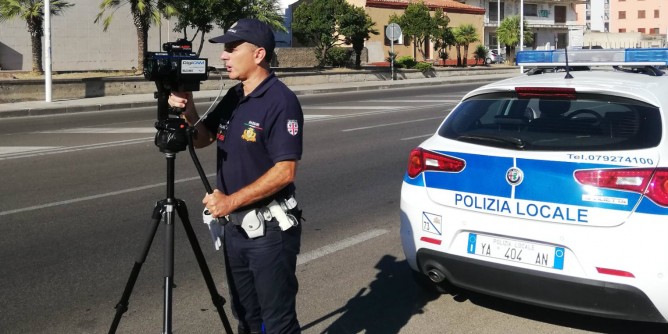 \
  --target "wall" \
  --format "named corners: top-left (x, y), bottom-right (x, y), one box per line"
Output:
top-left (0, 0), bottom-right (227, 71)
